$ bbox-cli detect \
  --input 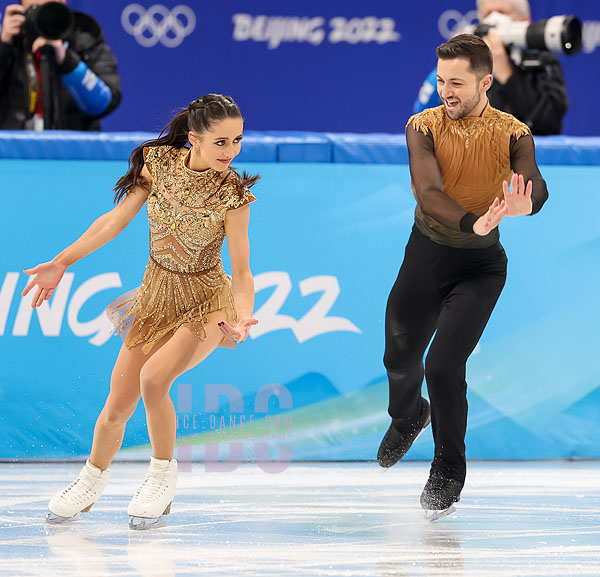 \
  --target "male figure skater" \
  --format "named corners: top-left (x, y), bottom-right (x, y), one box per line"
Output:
top-left (378, 34), bottom-right (548, 519)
